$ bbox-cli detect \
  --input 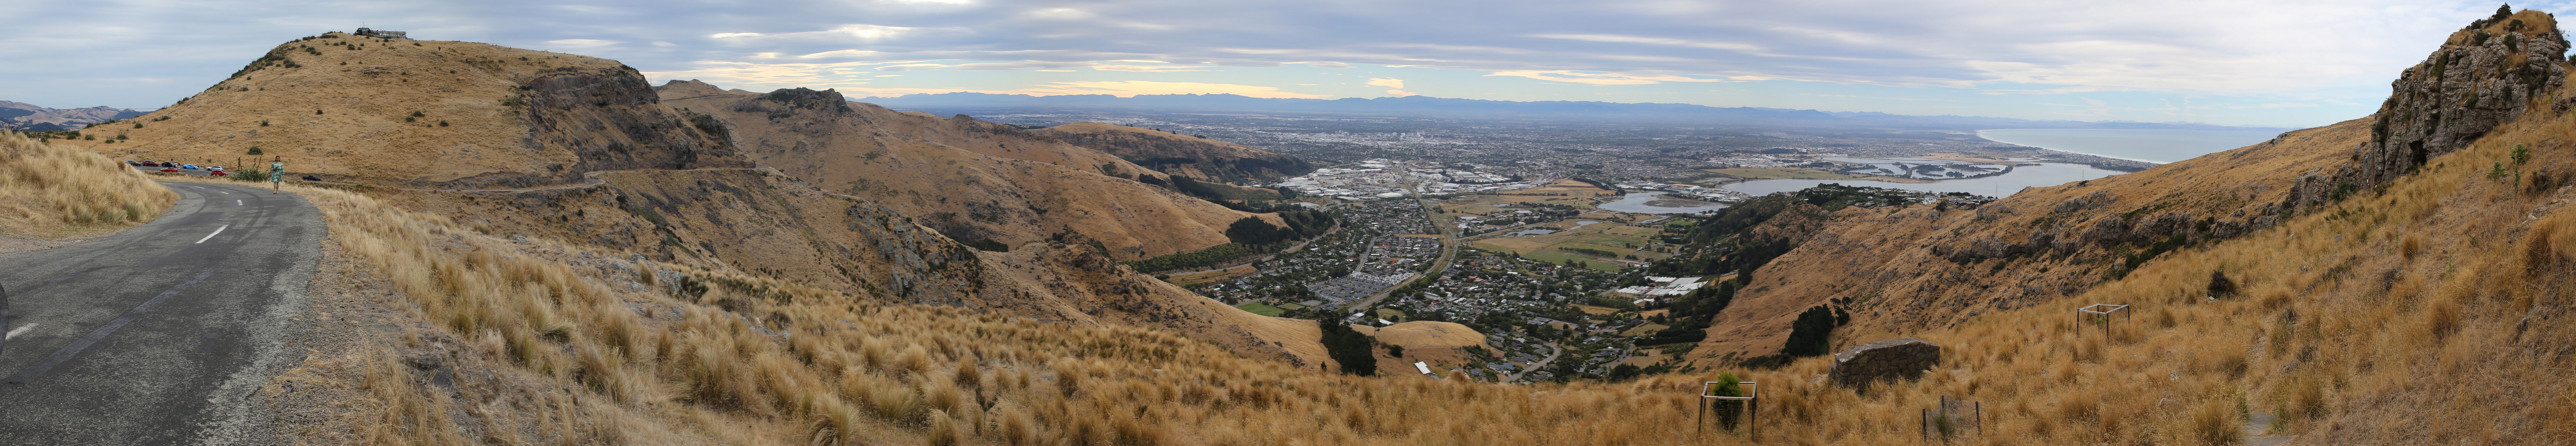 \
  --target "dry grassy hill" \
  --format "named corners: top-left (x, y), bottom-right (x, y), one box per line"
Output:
top-left (1353, 321), bottom-right (1494, 375)
top-left (32, 34), bottom-right (1323, 367)
top-left (0, 131), bottom-right (175, 244)
top-left (1685, 121), bottom-right (2356, 362)
top-left (42, 32), bottom-right (740, 188)
top-left (1682, 10), bottom-right (2574, 365)
top-left (1028, 122), bottom-right (1313, 182)
top-left (657, 81), bottom-right (1256, 259)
